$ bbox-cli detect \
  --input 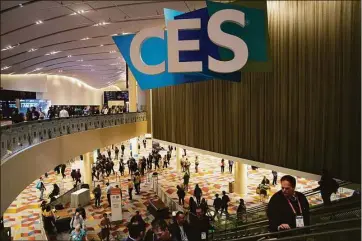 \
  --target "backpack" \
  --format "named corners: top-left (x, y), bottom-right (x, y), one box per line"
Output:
top-left (36, 181), bottom-right (42, 190)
